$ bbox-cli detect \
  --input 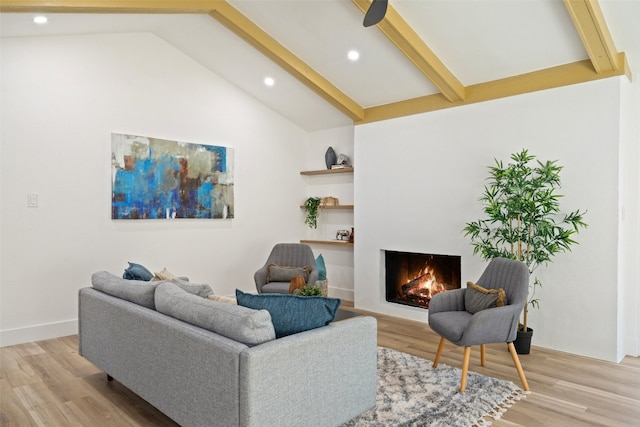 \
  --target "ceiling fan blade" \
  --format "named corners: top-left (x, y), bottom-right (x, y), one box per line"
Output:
top-left (363, 0), bottom-right (388, 27)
